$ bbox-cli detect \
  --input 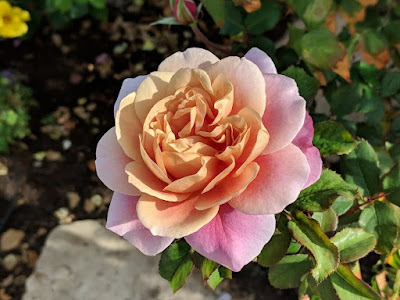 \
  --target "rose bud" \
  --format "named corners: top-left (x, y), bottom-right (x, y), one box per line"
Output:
top-left (170, 0), bottom-right (198, 25)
